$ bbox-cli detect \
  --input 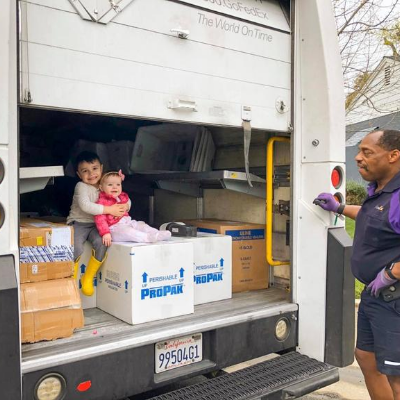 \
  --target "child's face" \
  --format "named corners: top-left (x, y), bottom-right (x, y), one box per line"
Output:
top-left (76, 160), bottom-right (103, 186)
top-left (101, 176), bottom-right (122, 198)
